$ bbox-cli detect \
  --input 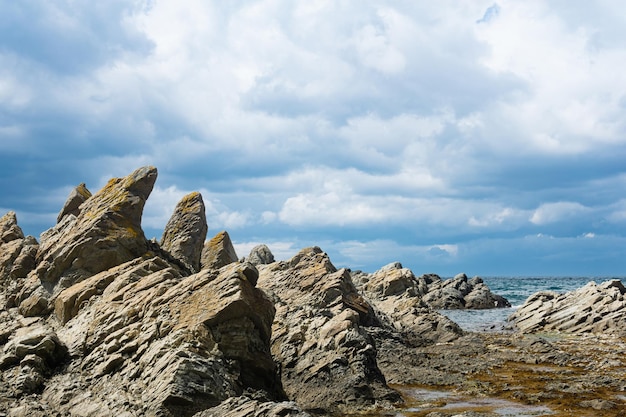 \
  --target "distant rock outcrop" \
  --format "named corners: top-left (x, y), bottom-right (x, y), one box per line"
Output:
top-left (201, 231), bottom-right (238, 270)
top-left (160, 192), bottom-right (208, 273)
top-left (421, 273), bottom-right (511, 310)
top-left (248, 244), bottom-right (275, 266)
top-left (509, 280), bottom-right (626, 335)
